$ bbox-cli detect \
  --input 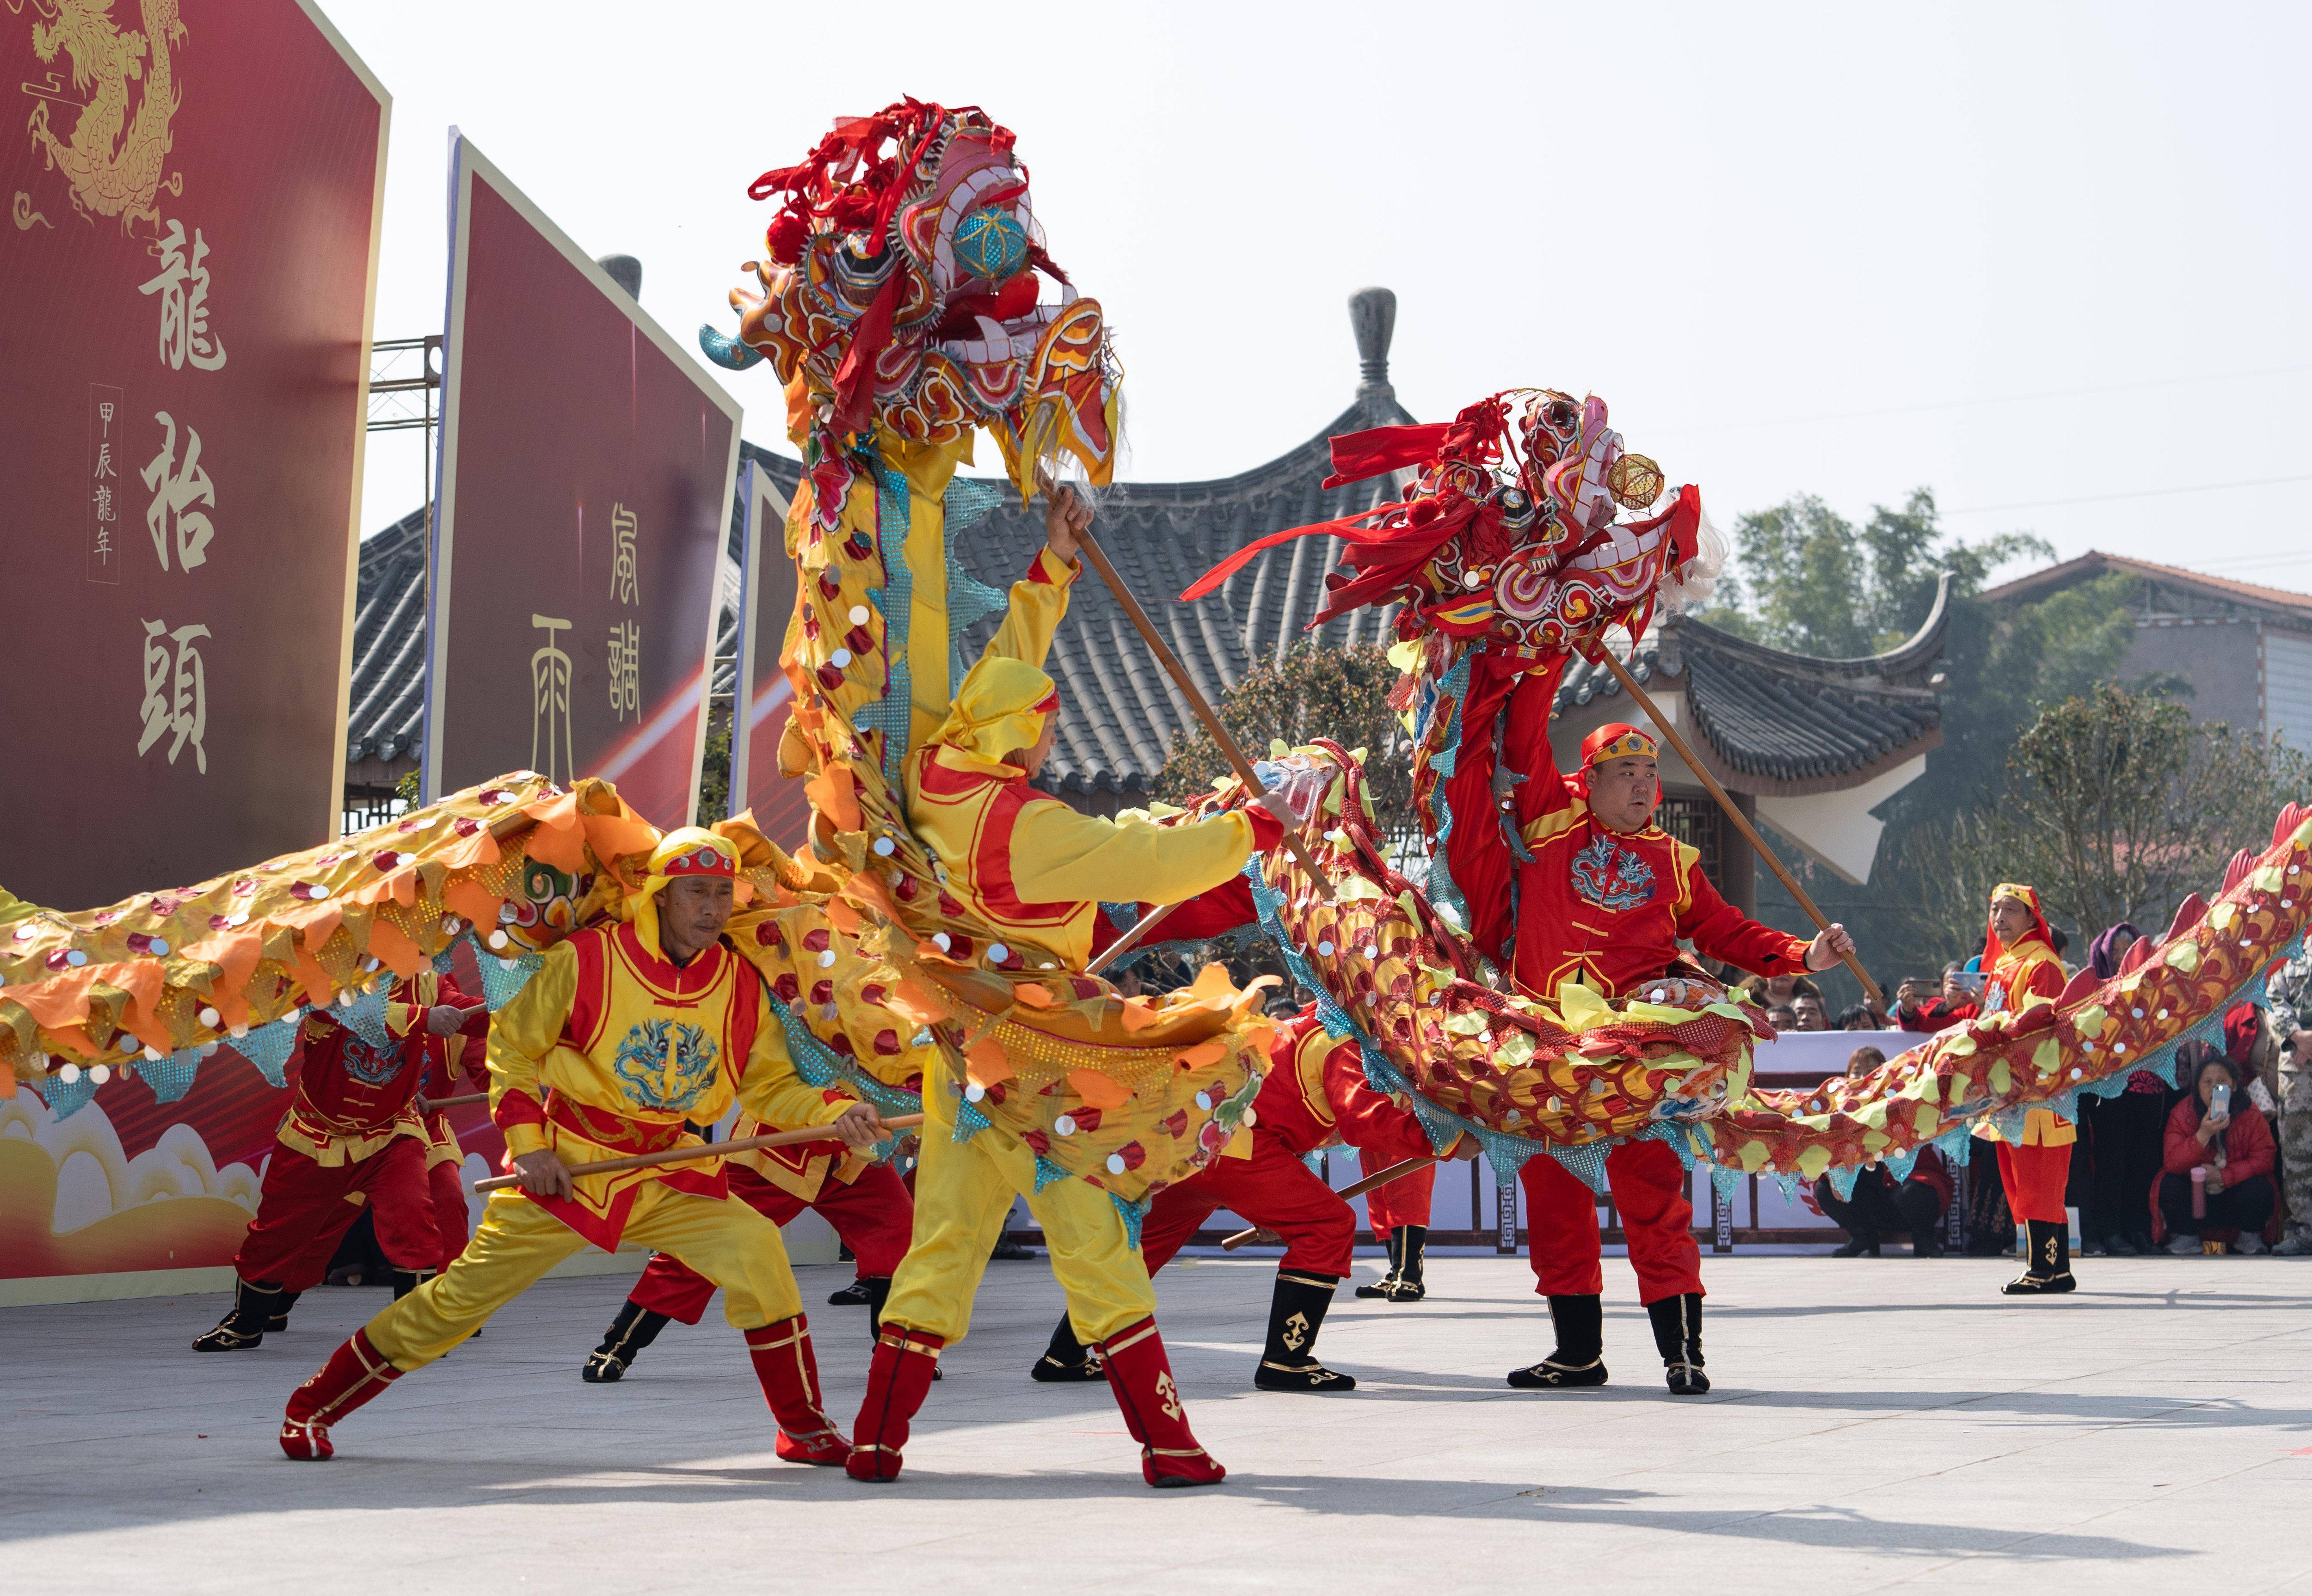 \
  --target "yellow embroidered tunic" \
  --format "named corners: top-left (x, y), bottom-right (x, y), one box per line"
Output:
top-left (487, 920), bottom-right (854, 1247)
